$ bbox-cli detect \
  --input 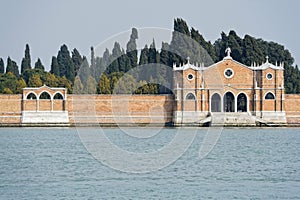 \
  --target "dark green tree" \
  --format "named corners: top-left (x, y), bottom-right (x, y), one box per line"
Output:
top-left (34, 58), bottom-right (45, 71)
top-left (160, 42), bottom-right (171, 66)
top-left (126, 28), bottom-right (138, 71)
top-left (174, 18), bottom-right (190, 36)
top-left (0, 58), bottom-right (4, 74)
top-left (148, 39), bottom-right (159, 63)
top-left (95, 56), bottom-right (105, 81)
top-left (0, 72), bottom-right (18, 93)
top-left (78, 57), bottom-right (90, 85)
top-left (72, 48), bottom-right (83, 75)
top-left (90, 46), bottom-right (97, 78)
top-left (191, 28), bottom-right (217, 62)
top-left (6, 57), bottom-right (19, 77)
top-left (50, 56), bottom-right (60, 77)
top-left (57, 44), bottom-right (75, 82)
top-left (139, 45), bottom-right (149, 65)
top-left (109, 42), bottom-right (122, 73)
top-left (170, 19), bottom-right (213, 66)
top-left (21, 44), bottom-right (31, 74)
